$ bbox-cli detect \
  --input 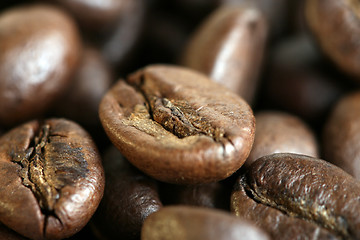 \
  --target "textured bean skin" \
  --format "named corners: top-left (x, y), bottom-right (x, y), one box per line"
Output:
top-left (142, 206), bottom-right (270, 240)
top-left (0, 119), bottom-right (104, 240)
top-left (0, 4), bottom-right (81, 126)
top-left (232, 153), bottom-right (360, 239)
top-left (305, 0), bottom-right (360, 80)
top-left (245, 111), bottom-right (318, 166)
top-left (92, 147), bottom-right (162, 240)
top-left (323, 91), bottom-right (360, 179)
top-left (232, 178), bottom-right (338, 239)
top-left (99, 65), bottom-right (255, 184)
top-left (182, 6), bottom-right (267, 103)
